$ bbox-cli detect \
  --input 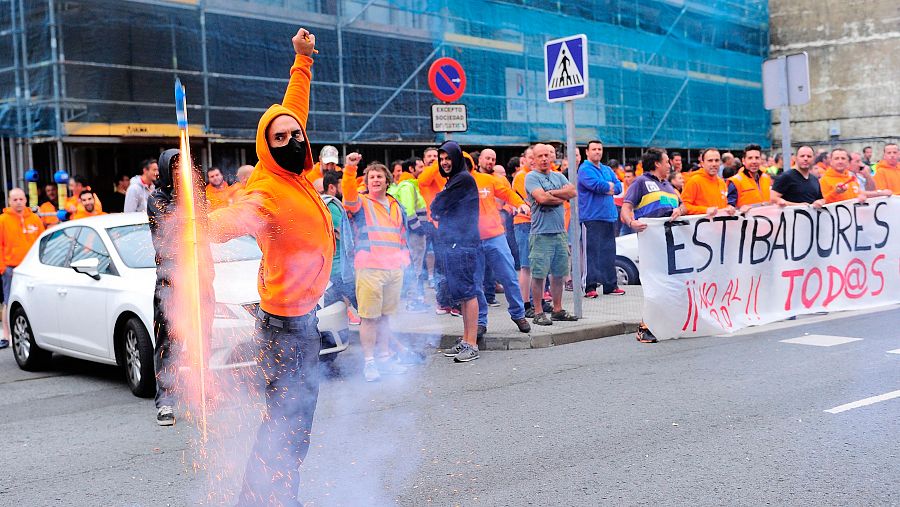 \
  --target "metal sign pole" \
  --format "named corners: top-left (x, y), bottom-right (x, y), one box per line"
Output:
top-left (565, 100), bottom-right (583, 318)
top-left (779, 57), bottom-right (792, 167)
